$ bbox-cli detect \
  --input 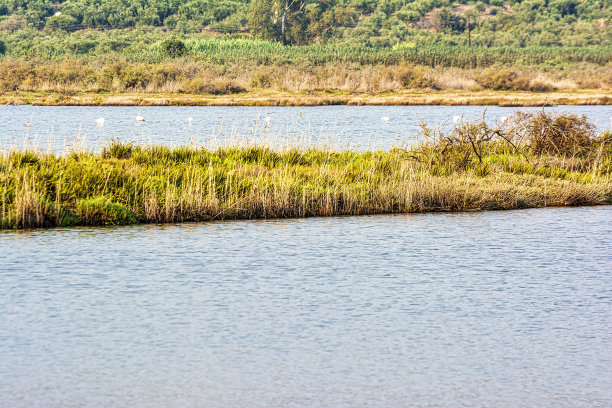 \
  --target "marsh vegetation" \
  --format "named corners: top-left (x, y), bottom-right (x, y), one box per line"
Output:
top-left (1, 112), bottom-right (610, 229)
top-left (1, 34), bottom-right (610, 96)
top-left (1, 1), bottom-right (608, 105)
